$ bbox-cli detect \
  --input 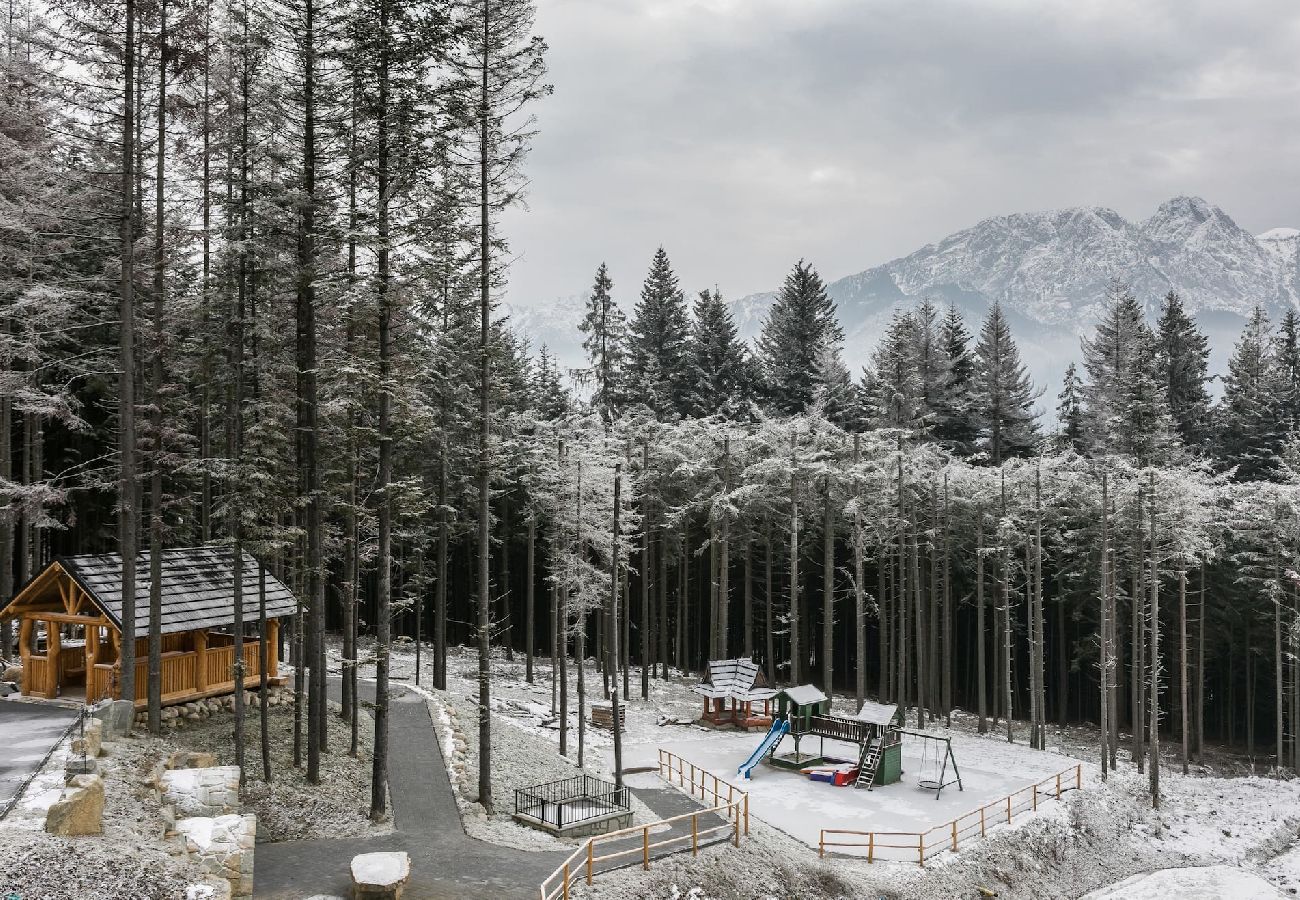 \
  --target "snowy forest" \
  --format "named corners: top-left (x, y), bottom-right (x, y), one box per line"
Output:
top-left (1, 0), bottom-right (1298, 841)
